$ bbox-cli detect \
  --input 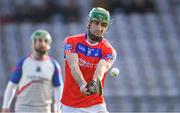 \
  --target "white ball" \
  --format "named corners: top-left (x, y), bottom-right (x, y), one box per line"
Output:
top-left (110, 67), bottom-right (120, 77)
